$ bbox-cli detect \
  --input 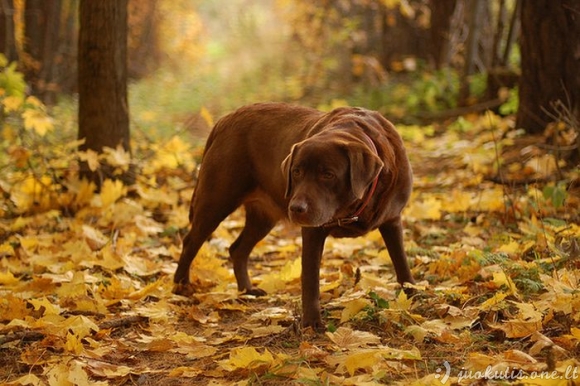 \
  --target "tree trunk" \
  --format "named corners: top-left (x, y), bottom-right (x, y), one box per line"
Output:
top-left (379, 0), bottom-right (431, 70)
top-left (458, 0), bottom-right (485, 105)
top-left (78, 0), bottom-right (131, 186)
top-left (429, 0), bottom-right (457, 69)
top-left (127, 0), bottom-right (161, 79)
top-left (24, 0), bottom-right (63, 104)
top-left (0, 0), bottom-right (17, 62)
top-left (516, 0), bottom-right (580, 133)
